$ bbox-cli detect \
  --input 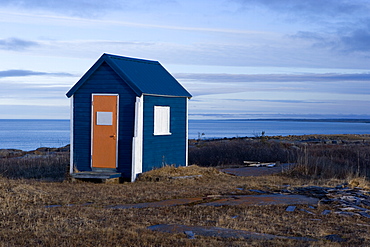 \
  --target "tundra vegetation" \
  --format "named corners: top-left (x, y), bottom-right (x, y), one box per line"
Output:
top-left (0, 134), bottom-right (369, 246)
